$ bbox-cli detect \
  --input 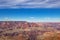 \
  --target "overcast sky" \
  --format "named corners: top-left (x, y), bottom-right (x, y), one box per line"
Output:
top-left (0, 0), bottom-right (60, 8)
